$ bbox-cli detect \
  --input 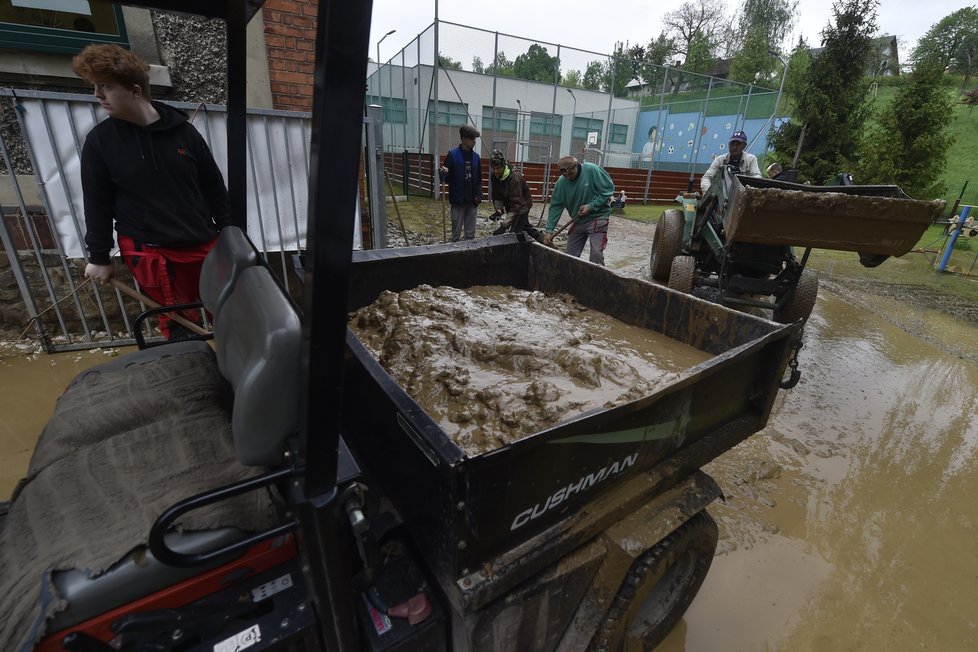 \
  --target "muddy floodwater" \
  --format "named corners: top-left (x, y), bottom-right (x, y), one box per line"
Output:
top-left (655, 290), bottom-right (978, 651)
top-left (604, 218), bottom-right (978, 651)
top-left (349, 284), bottom-right (710, 455)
